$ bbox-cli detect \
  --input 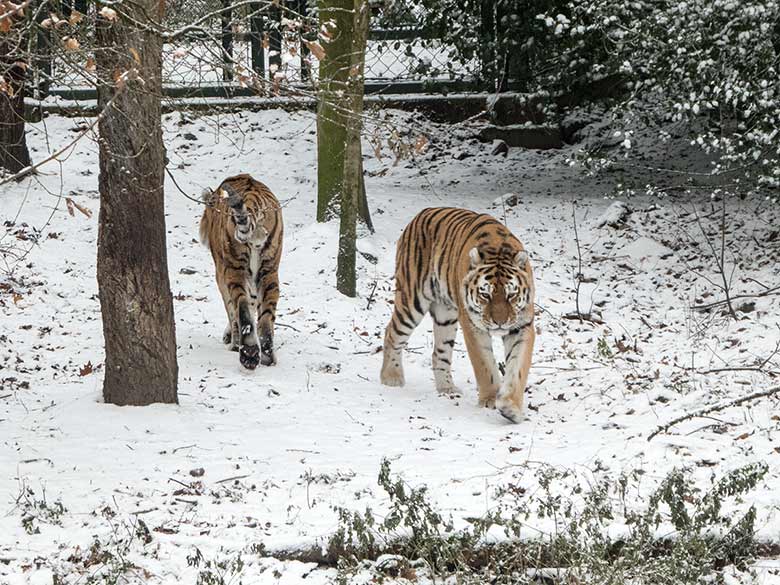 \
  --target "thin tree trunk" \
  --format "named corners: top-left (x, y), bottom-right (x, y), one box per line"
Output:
top-left (95, 0), bottom-right (178, 406)
top-left (0, 41), bottom-right (32, 175)
top-left (336, 0), bottom-right (368, 297)
top-left (316, 0), bottom-right (352, 222)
